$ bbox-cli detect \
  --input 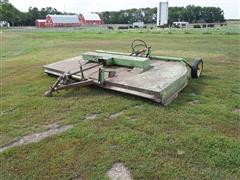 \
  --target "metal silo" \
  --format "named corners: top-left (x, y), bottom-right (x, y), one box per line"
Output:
top-left (157, 1), bottom-right (169, 26)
